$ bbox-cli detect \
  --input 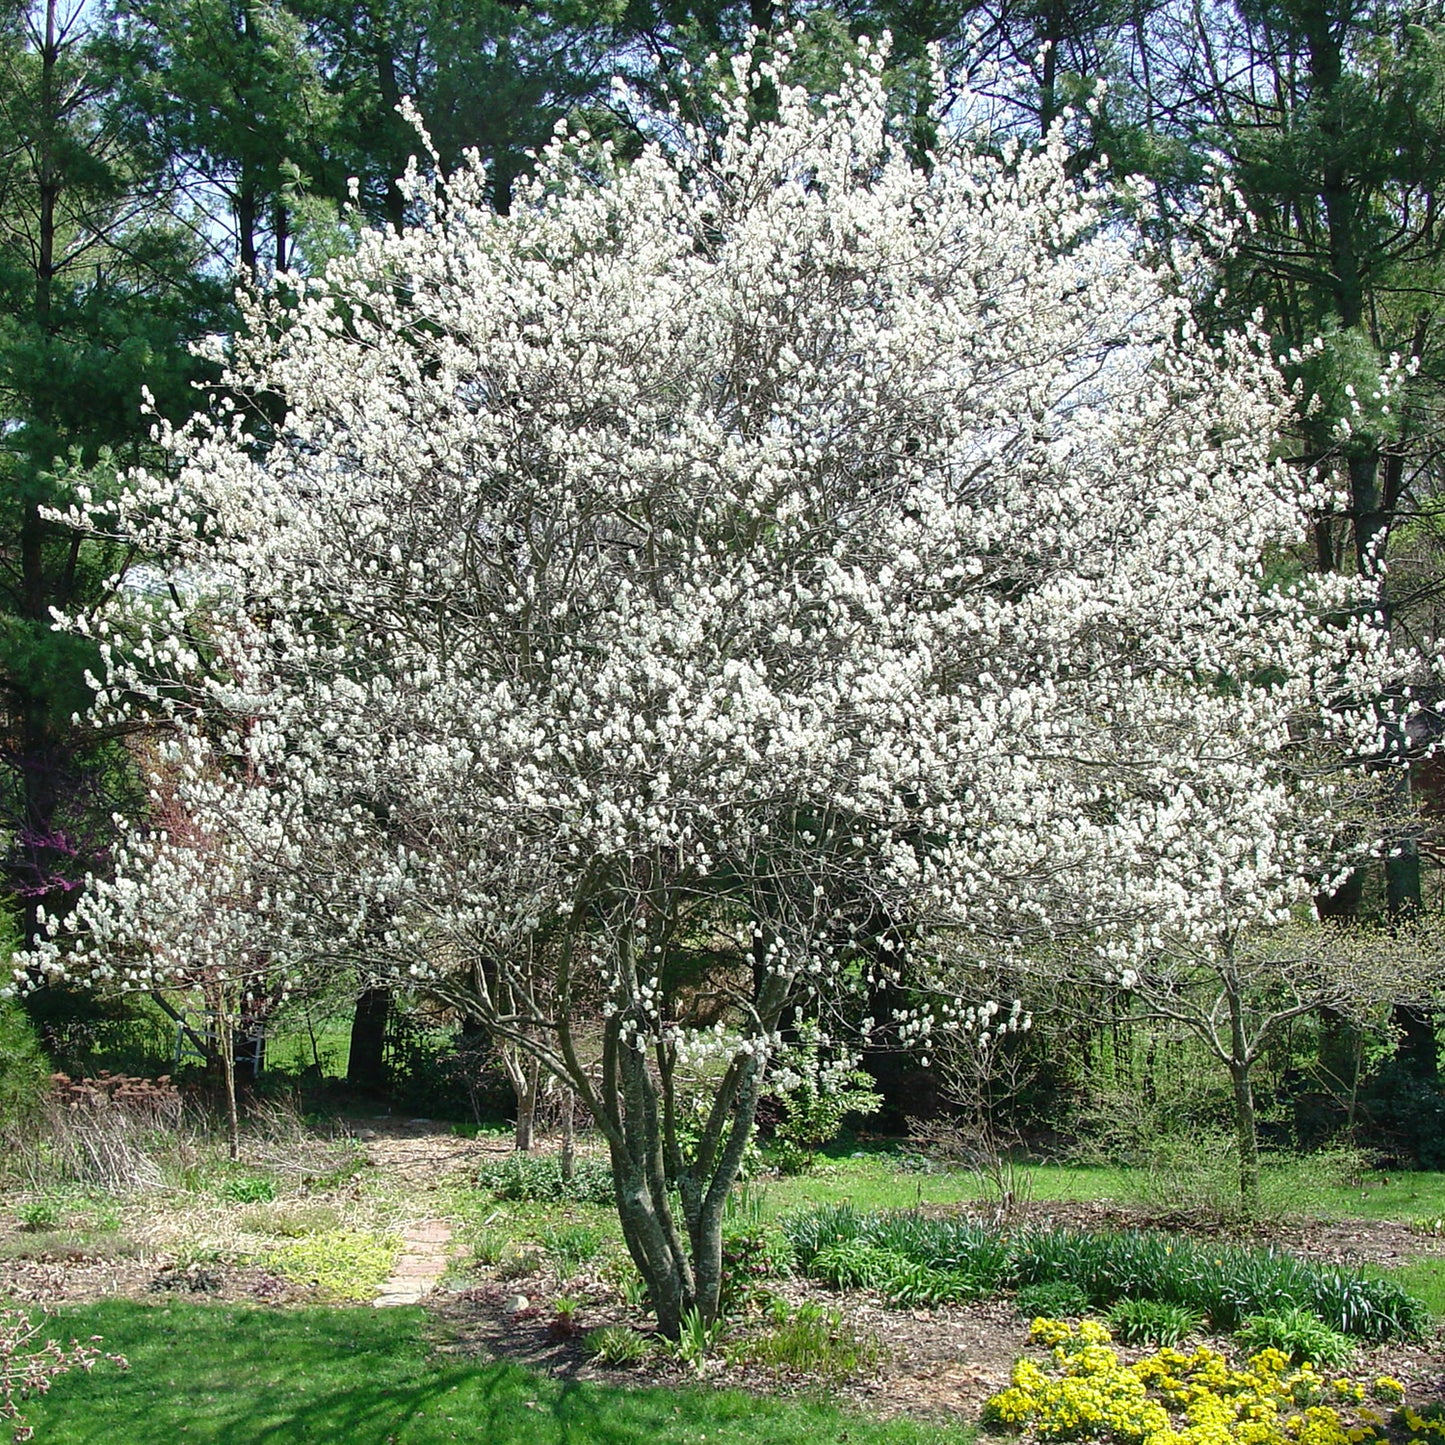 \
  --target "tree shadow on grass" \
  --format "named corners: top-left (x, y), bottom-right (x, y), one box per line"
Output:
top-left (24, 1300), bottom-right (926, 1445)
